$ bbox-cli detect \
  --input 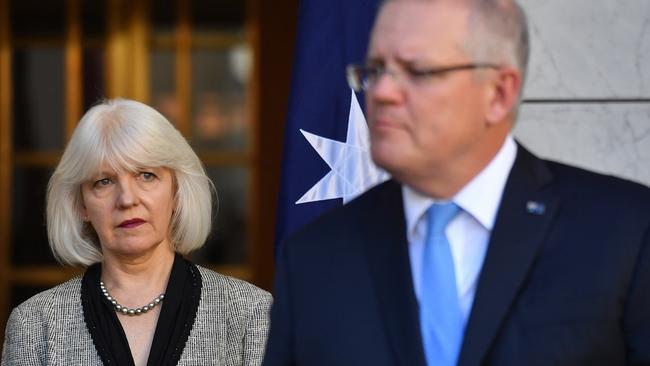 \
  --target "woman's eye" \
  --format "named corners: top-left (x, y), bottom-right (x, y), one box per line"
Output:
top-left (94, 178), bottom-right (112, 187)
top-left (141, 172), bottom-right (156, 181)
